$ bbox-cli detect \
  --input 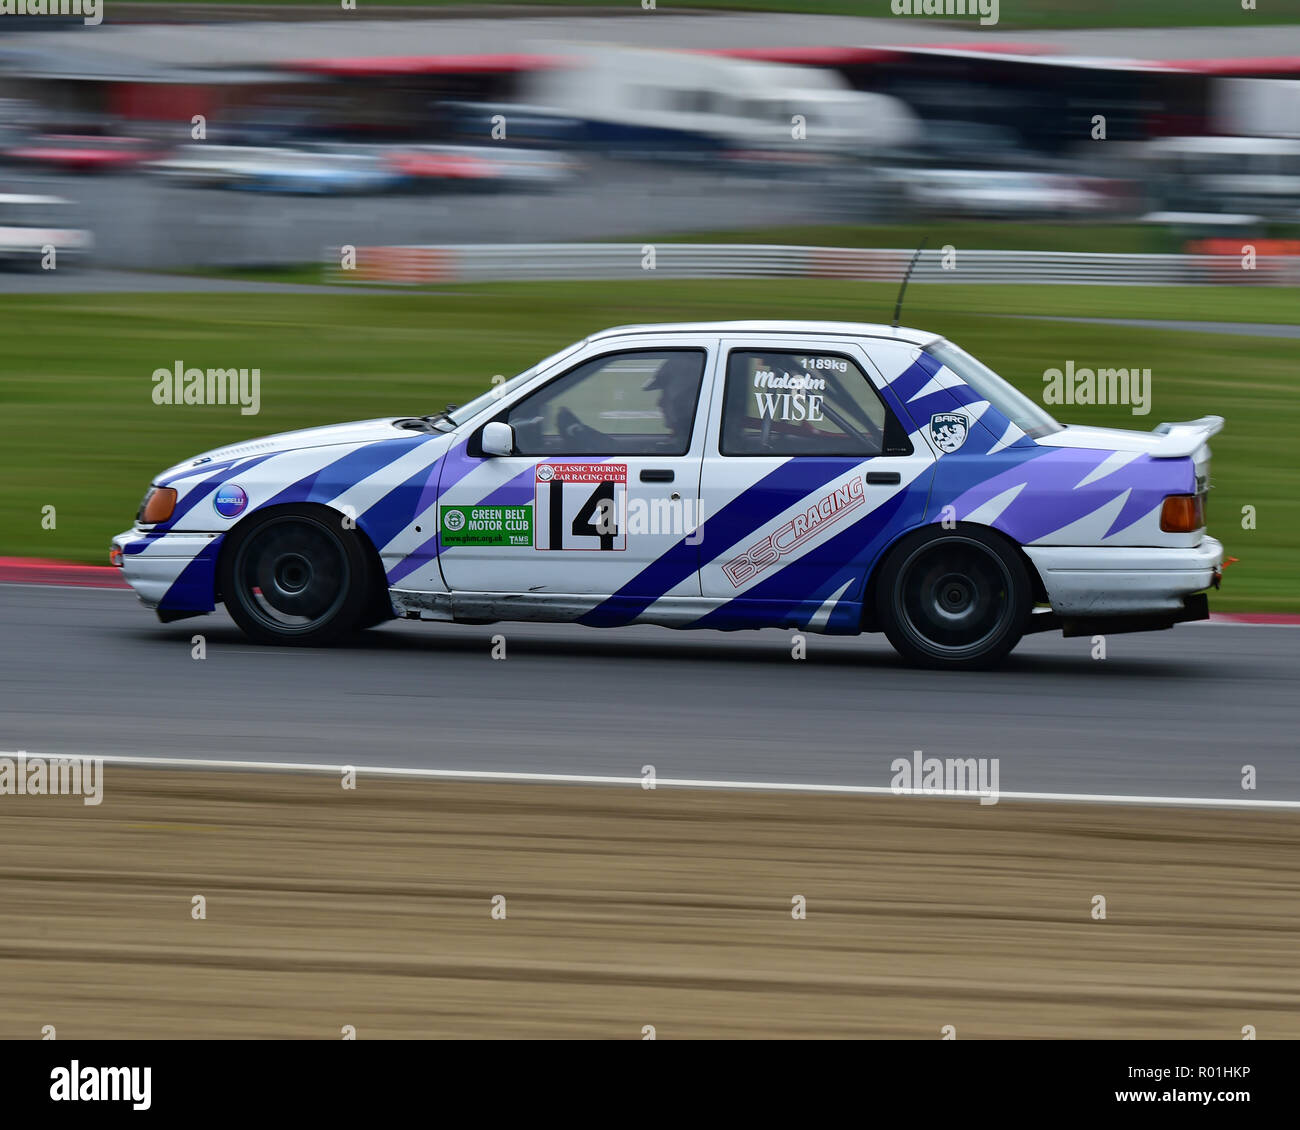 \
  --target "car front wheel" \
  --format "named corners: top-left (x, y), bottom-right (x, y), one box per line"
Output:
top-left (219, 507), bottom-right (373, 645)
top-left (876, 527), bottom-right (1031, 670)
